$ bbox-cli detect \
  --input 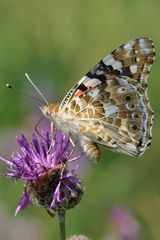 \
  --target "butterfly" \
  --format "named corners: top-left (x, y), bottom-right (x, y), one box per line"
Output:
top-left (41, 37), bottom-right (155, 162)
